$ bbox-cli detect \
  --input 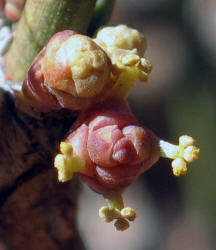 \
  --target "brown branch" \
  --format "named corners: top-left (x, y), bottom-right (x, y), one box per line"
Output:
top-left (0, 84), bottom-right (85, 250)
